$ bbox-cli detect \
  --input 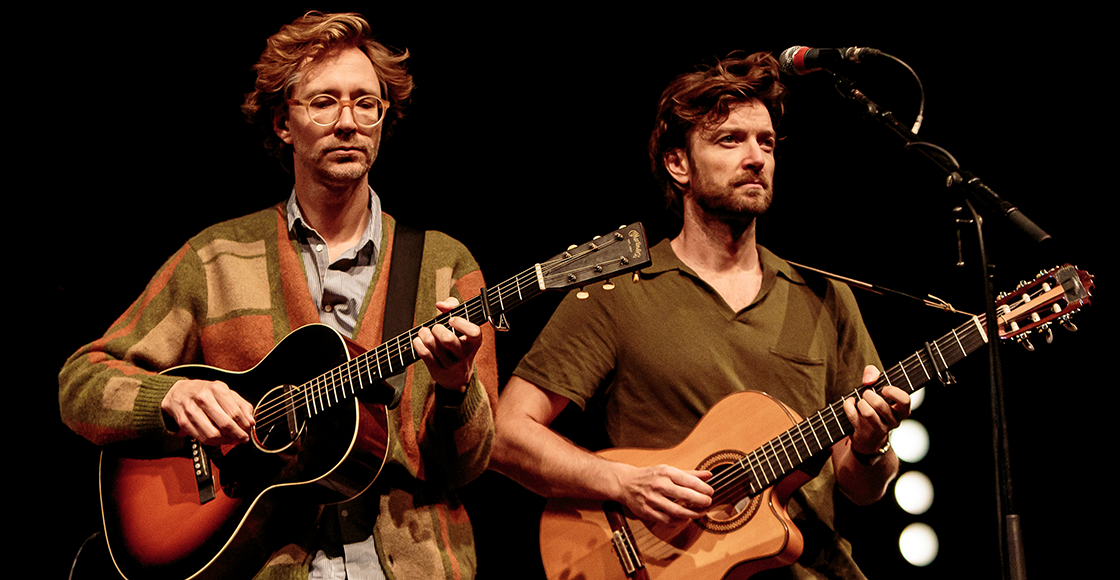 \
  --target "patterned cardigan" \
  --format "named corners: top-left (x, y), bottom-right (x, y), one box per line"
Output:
top-left (59, 204), bottom-right (497, 580)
